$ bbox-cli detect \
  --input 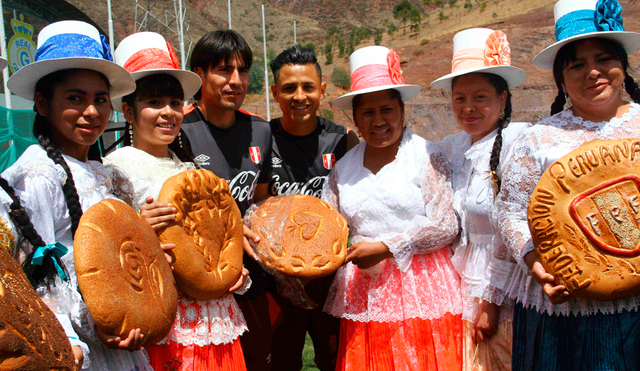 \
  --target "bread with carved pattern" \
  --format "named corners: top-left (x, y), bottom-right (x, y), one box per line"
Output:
top-left (157, 169), bottom-right (243, 300)
top-left (251, 194), bottom-right (348, 279)
top-left (74, 199), bottom-right (177, 345)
